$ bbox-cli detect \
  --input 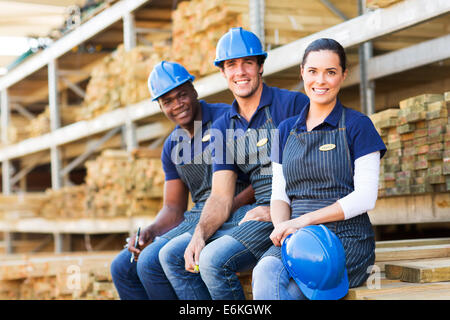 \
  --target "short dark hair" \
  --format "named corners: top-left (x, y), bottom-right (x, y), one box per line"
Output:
top-left (301, 38), bottom-right (347, 71)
